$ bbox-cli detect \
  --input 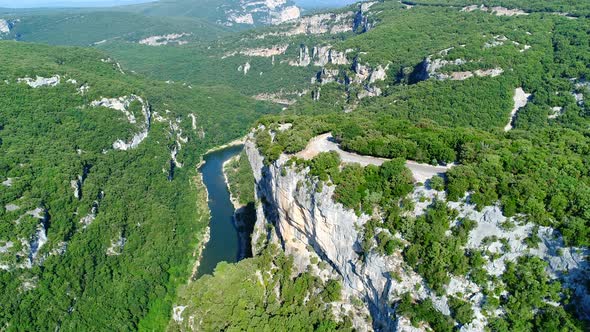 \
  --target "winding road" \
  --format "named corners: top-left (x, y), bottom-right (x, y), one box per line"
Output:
top-left (296, 133), bottom-right (453, 183)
